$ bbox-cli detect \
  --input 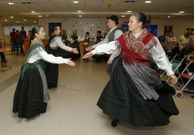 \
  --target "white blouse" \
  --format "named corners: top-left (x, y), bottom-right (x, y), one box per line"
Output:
top-left (91, 36), bottom-right (174, 76)
top-left (50, 36), bottom-right (72, 52)
top-left (27, 47), bottom-right (69, 64)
